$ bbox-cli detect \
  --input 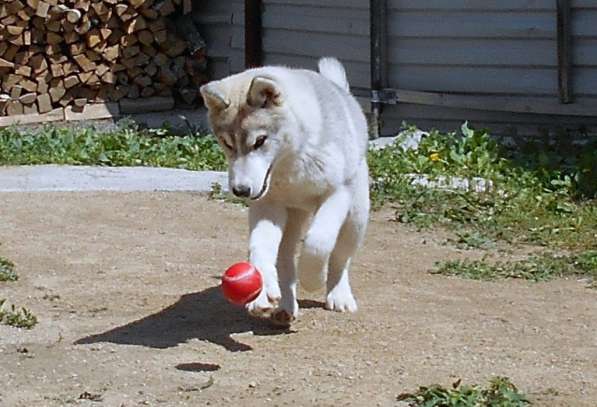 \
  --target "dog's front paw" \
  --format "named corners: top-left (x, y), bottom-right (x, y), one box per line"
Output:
top-left (245, 282), bottom-right (281, 317)
top-left (270, 298), bottom-right (298, 326)
top-left (325, 286), bottom-right (358, 313)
